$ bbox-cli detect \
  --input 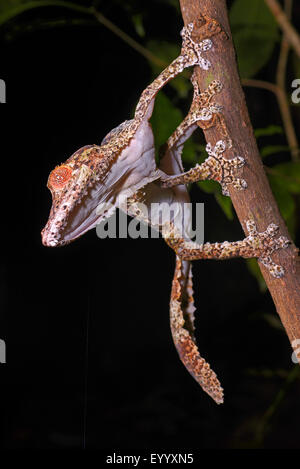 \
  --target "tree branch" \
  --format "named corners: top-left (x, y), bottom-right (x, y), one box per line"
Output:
top-left (179, 0), bottom-right (300, 360)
